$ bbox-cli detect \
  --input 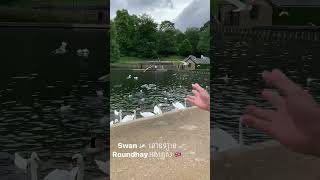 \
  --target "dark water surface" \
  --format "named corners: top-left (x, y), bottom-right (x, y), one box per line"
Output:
top-left (110, 69), bottom-right (210, 122)
top-left (213, 39), bottom-right (320, 146)
top-left (0, 26), bottom-right (109, 179)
